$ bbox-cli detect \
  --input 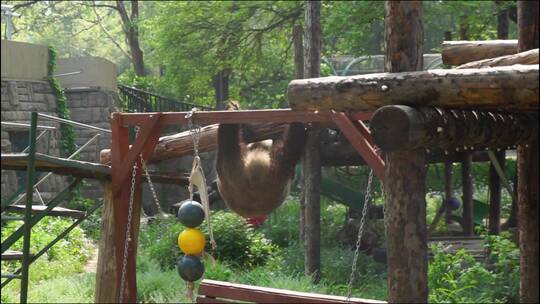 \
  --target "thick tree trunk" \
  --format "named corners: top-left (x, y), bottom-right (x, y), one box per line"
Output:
top-left (457, 48), bottom-right (538, 69)
top-left (95, 183), bottom-right (117, 303)
top-left (303, 0), bottom-right (322, 284)
top-left (116, 1), bottom-right (145, 77)
top-left (461, 152), bottom-right (474, 236)
top-left (497, 1), bottom-right (509, 40)
top-left (383, 1), bottom-right (427, 303)
top-left (100, 123), bottom-right (286, 165)
top-left (214, 69), bottom-right (230, 110)
top-left (369, 106), bottom-right (538, 152)
top-left (489, 151), bottom-right (505, 235)
top-left (293, 24), bottom-right (307, 244)
top-left (442, 40), bottom-right (518, 65)
top-left (287, 65), bottom-right (539, 112)
top-left (517, 1), bottom-right (539, 303)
